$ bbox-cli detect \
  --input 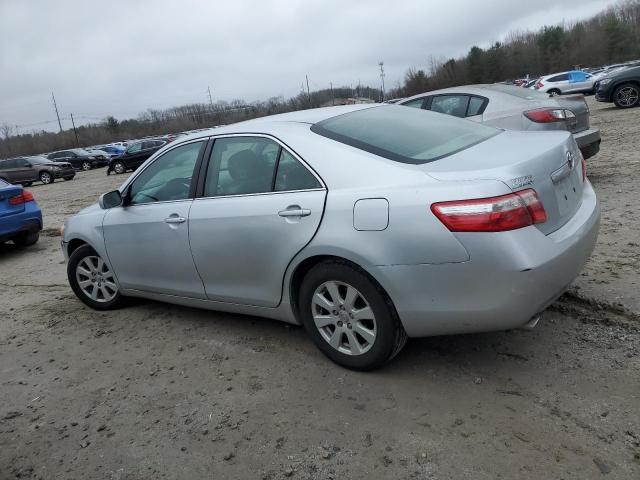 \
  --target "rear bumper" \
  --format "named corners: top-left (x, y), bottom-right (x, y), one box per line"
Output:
top-left (573, 128), bottom-right (601, 159)
top-left (0, 204), bottom-right (42, 242)
top-left (375, 181), bottom-right (600, 337)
